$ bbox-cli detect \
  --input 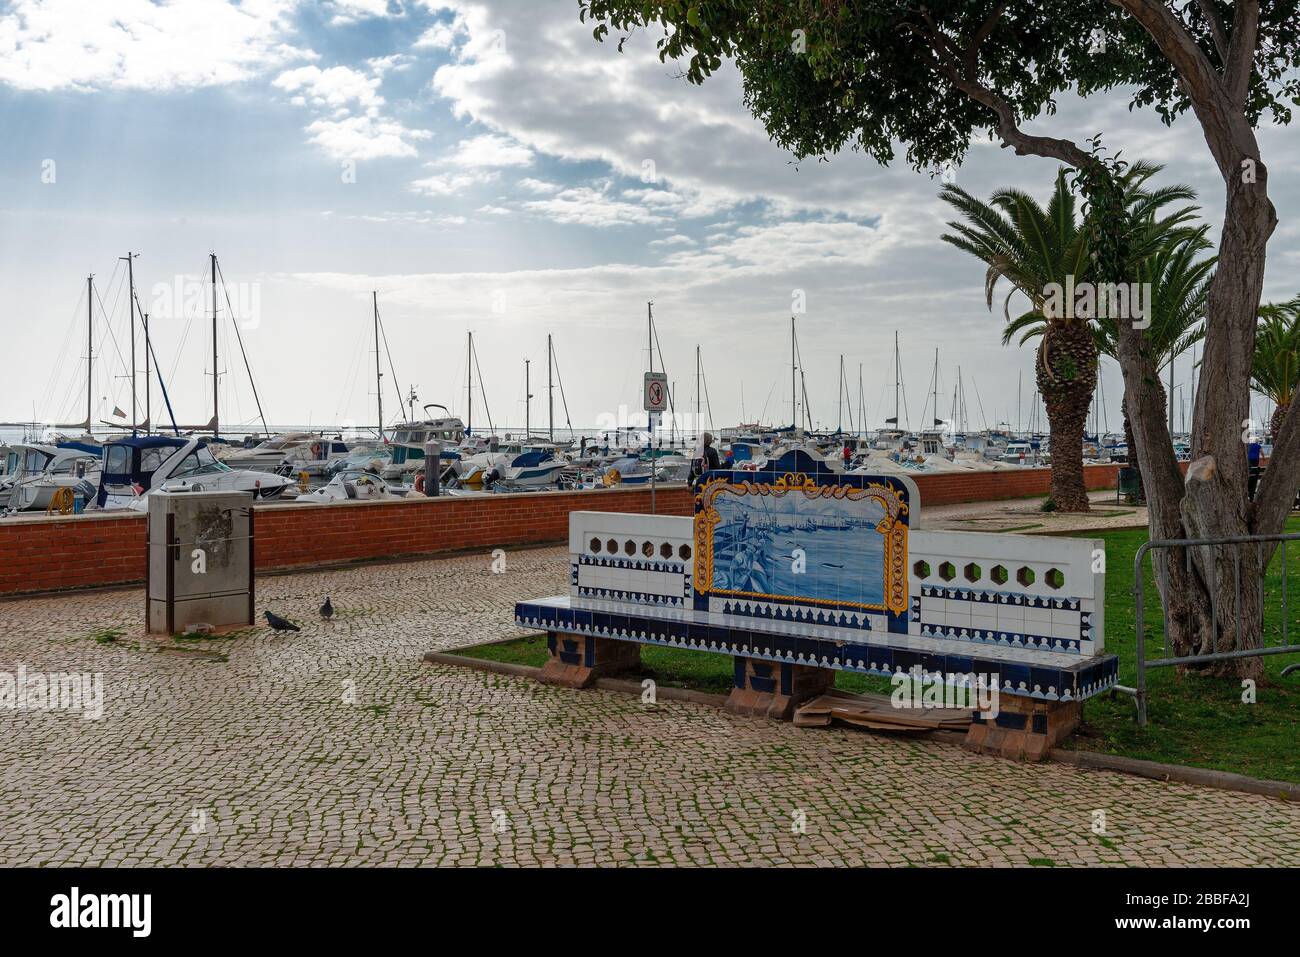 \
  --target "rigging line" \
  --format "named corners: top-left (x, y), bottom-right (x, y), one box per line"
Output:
top-left (372, 301), bottom-right (406, 424)
top-left (549, 343), bottom-right (575, 433)
top-left (970, 375), bottom-right (990, 432)
top-left (334, 324), bottom-right (368, 424)
top-left (166, 256), bottom-right (211, 385)
top-left (471, 339), bottom-right (495, 434)
top-left (39, 288), bottom-right (86, 423)
top-left (215, 260), bottom-right (269, 434)
top-left (701, 359), bottom-right (714, 432)
top-left (92, 274), bottom-right (129, 381)
top-left (651, 324), bottom-right (674, 418)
